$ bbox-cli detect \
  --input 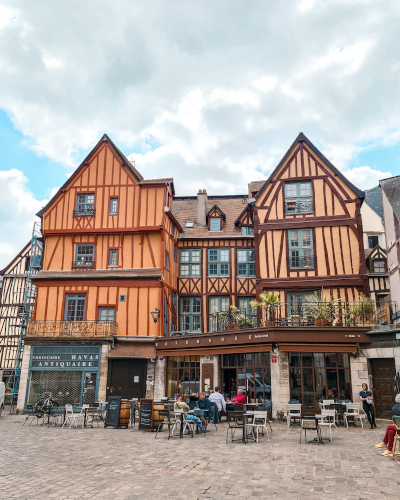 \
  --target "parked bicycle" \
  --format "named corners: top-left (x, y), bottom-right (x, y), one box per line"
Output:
top-left (35, 392), bottom-right (59, 421)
